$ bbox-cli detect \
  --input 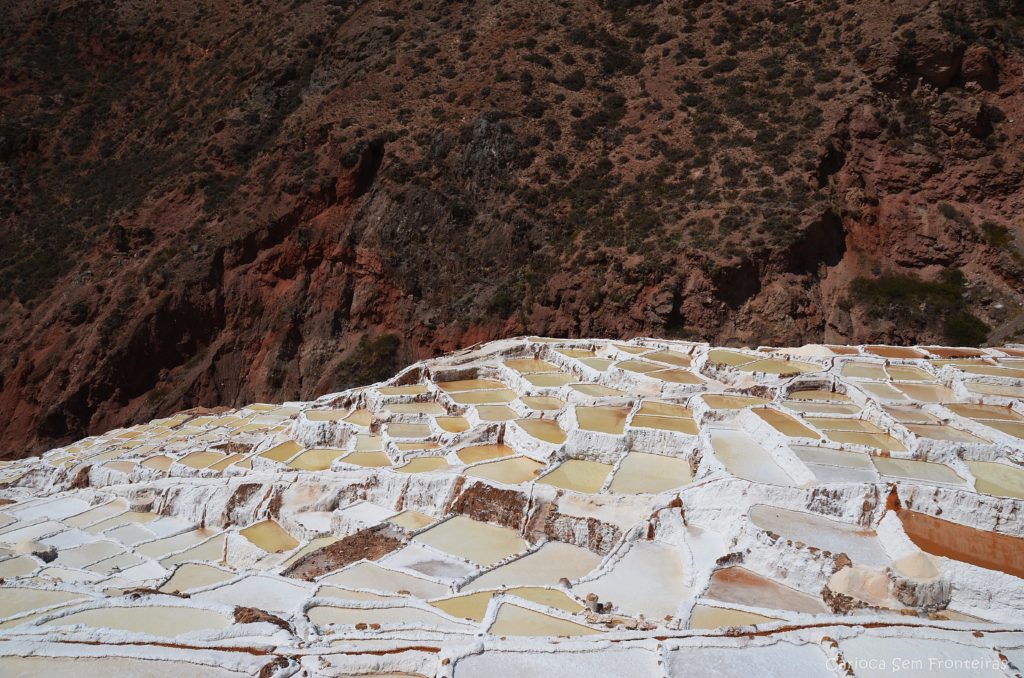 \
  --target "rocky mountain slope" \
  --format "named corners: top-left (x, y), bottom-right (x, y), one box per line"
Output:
top-left (1, 0), bottom-right (1023, 456)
